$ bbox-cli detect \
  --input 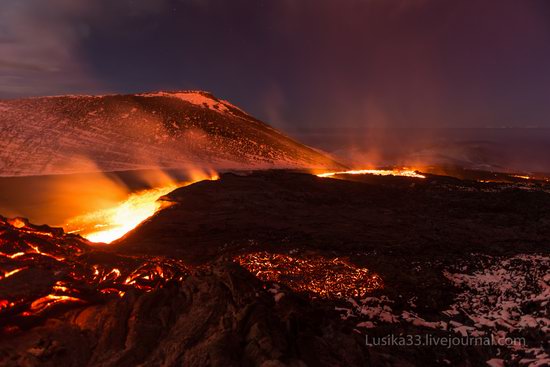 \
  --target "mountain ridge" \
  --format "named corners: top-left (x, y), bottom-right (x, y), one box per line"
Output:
top-left (0, 91), bottom-right (343, 176)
